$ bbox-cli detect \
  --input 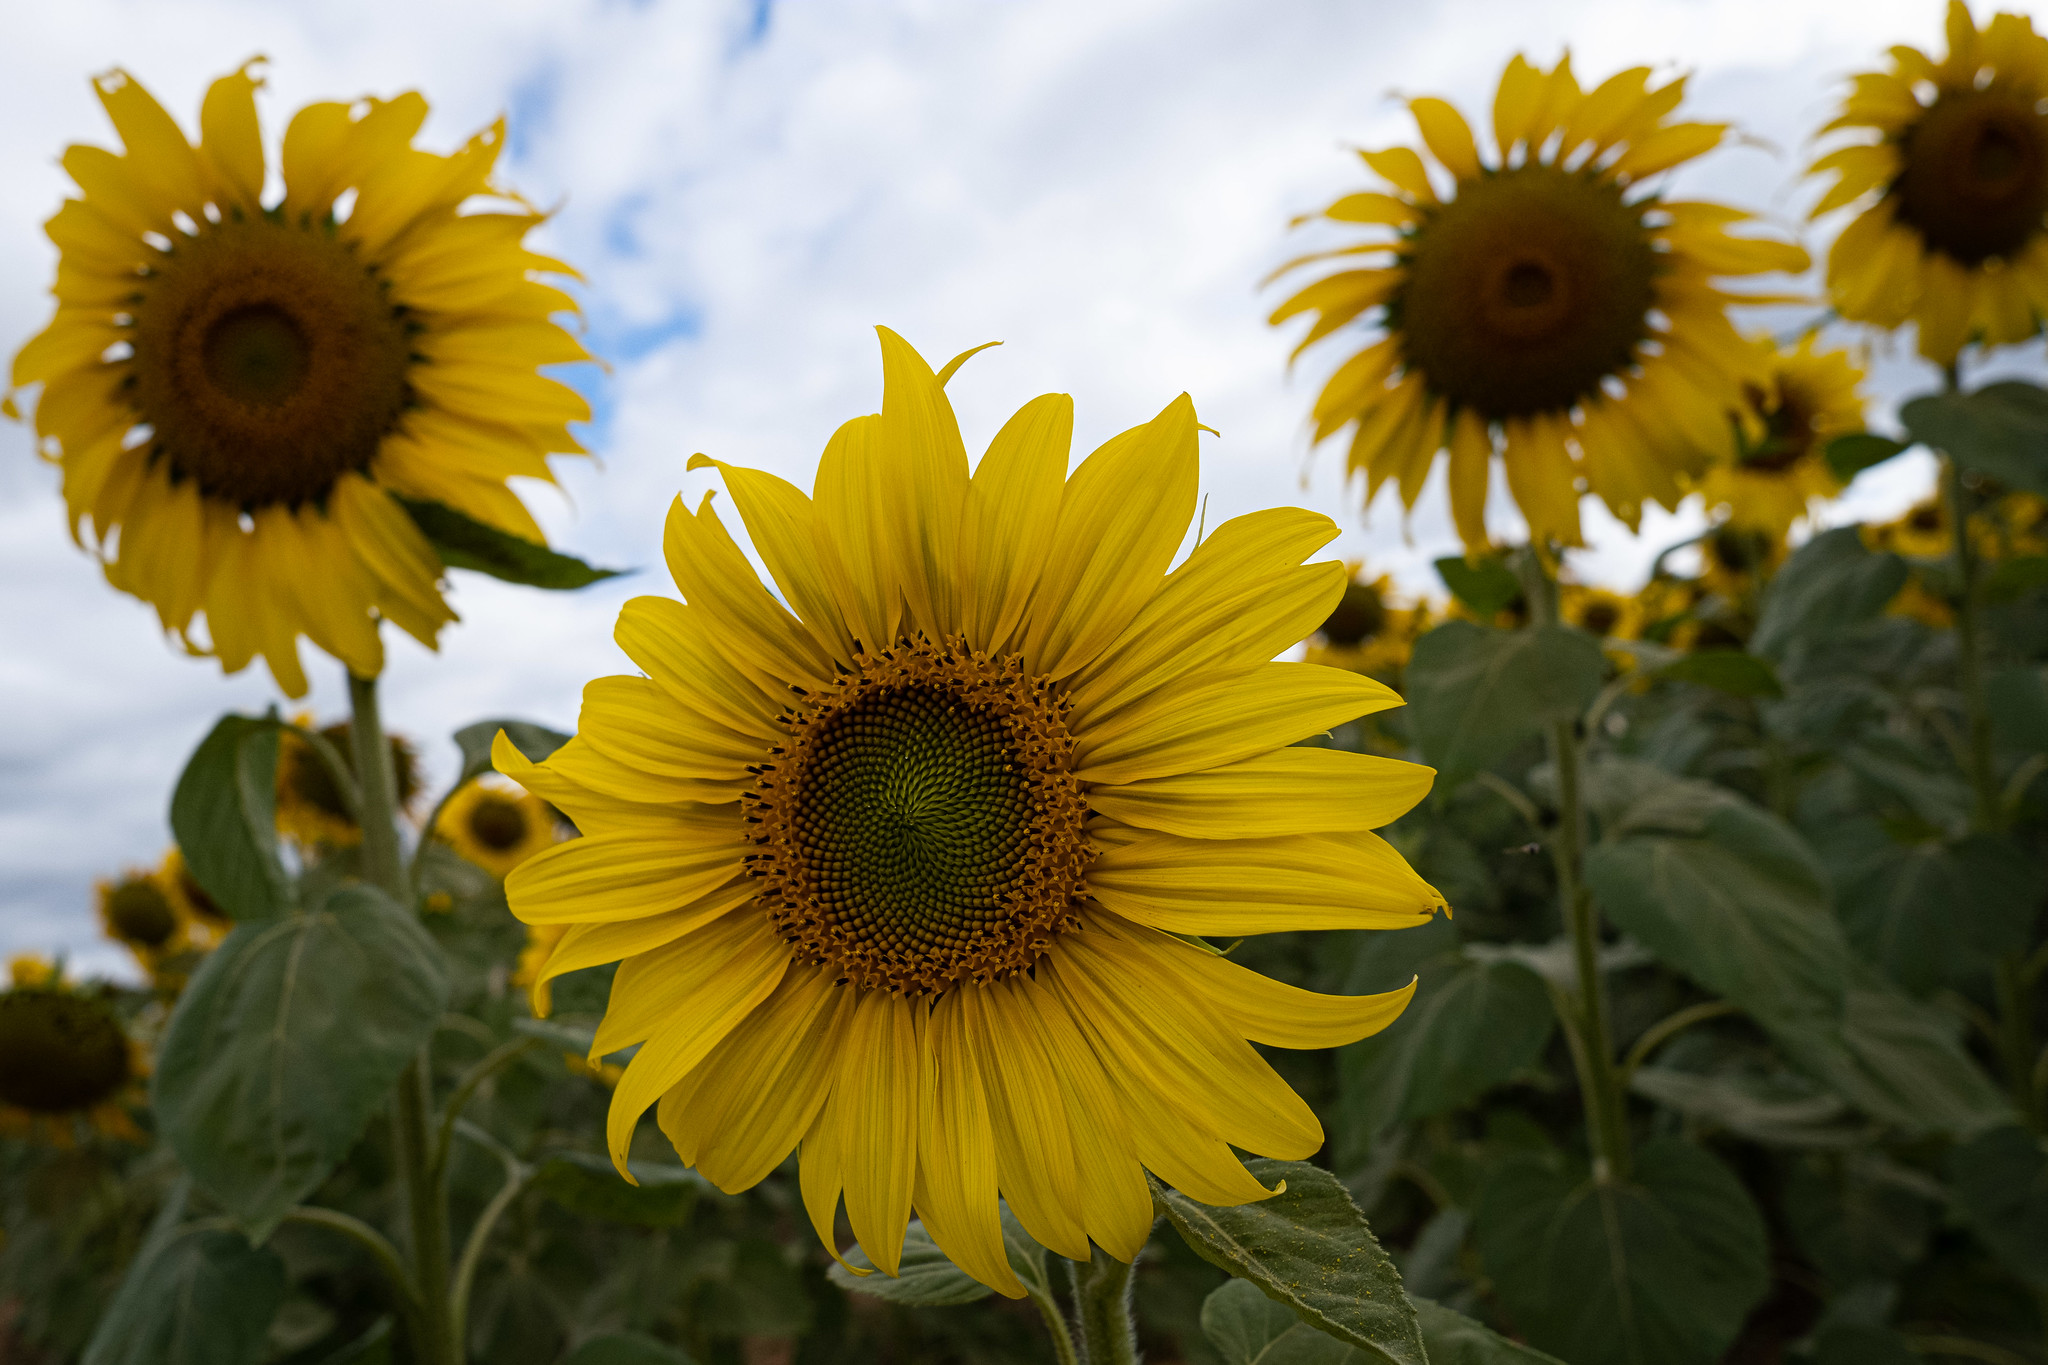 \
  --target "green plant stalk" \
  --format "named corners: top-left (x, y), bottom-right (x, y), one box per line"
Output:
top-left (1518, 551), bottom-right (1632, 1182)
top-left (1025, 1281), bottom-right (1082, 1365)
top-left (348, 672), bottom-right (457, 1364)
top-left (1944, 455), bottom-right (2001, 833)
top-left (1069, 1246), bottom-right (1139, 1365)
